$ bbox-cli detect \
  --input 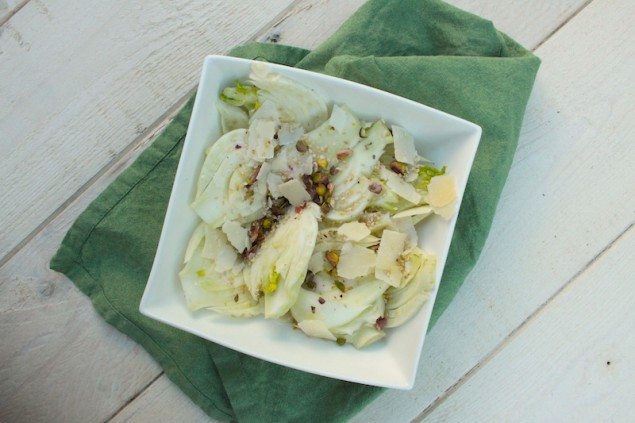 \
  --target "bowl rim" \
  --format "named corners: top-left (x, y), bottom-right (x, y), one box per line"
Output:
top-left (140, 54), bottom-right (482, 389)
